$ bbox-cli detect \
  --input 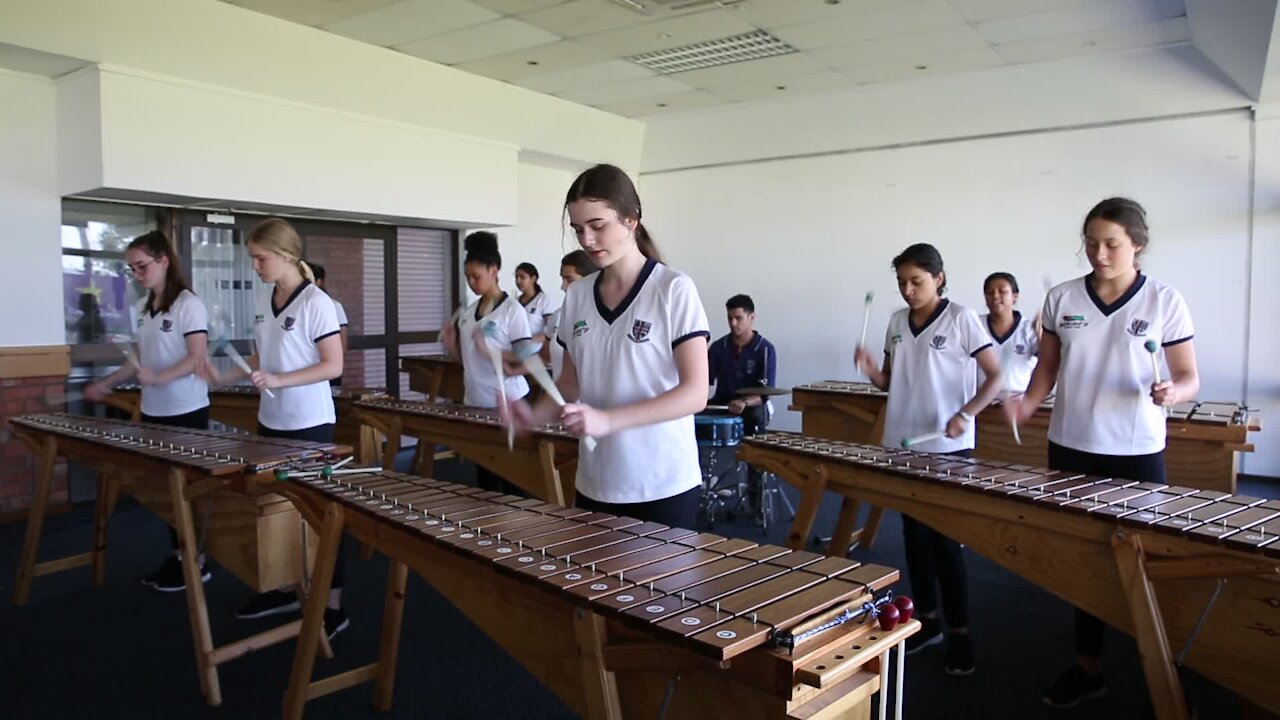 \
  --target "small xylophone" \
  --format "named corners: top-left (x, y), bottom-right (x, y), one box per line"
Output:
top-left (740, 432), bottom-right (1280, 720)
top-left (10, 413), bottom-right (350, 707)
top-left (271, 465), bottom-right (918, 720)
